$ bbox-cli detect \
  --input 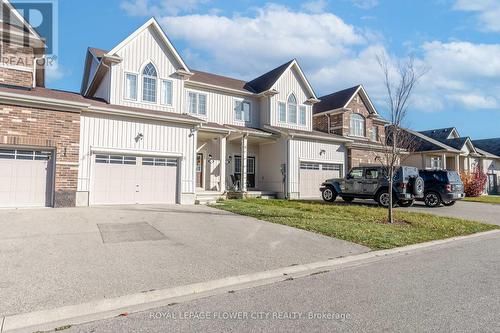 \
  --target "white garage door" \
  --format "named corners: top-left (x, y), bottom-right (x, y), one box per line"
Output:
top-left (299, 162), bottom-right (343, 199)
top-left (91, 154), bottom-right (178, 205)
top-left (0, 149), bottom-right (52, 207)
